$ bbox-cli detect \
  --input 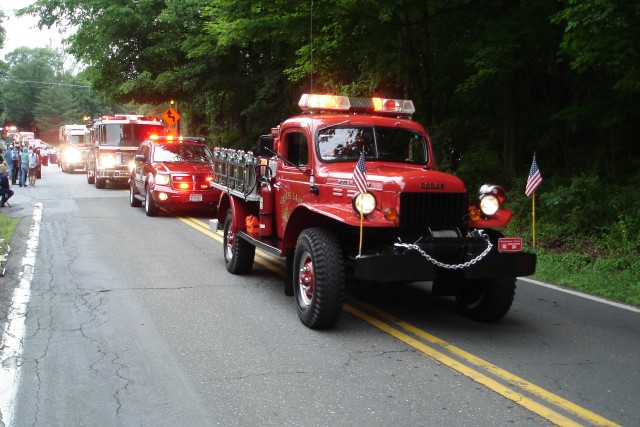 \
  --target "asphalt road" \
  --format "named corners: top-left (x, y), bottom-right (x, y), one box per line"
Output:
top-left (0, 166), bottom-right (638, 426)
